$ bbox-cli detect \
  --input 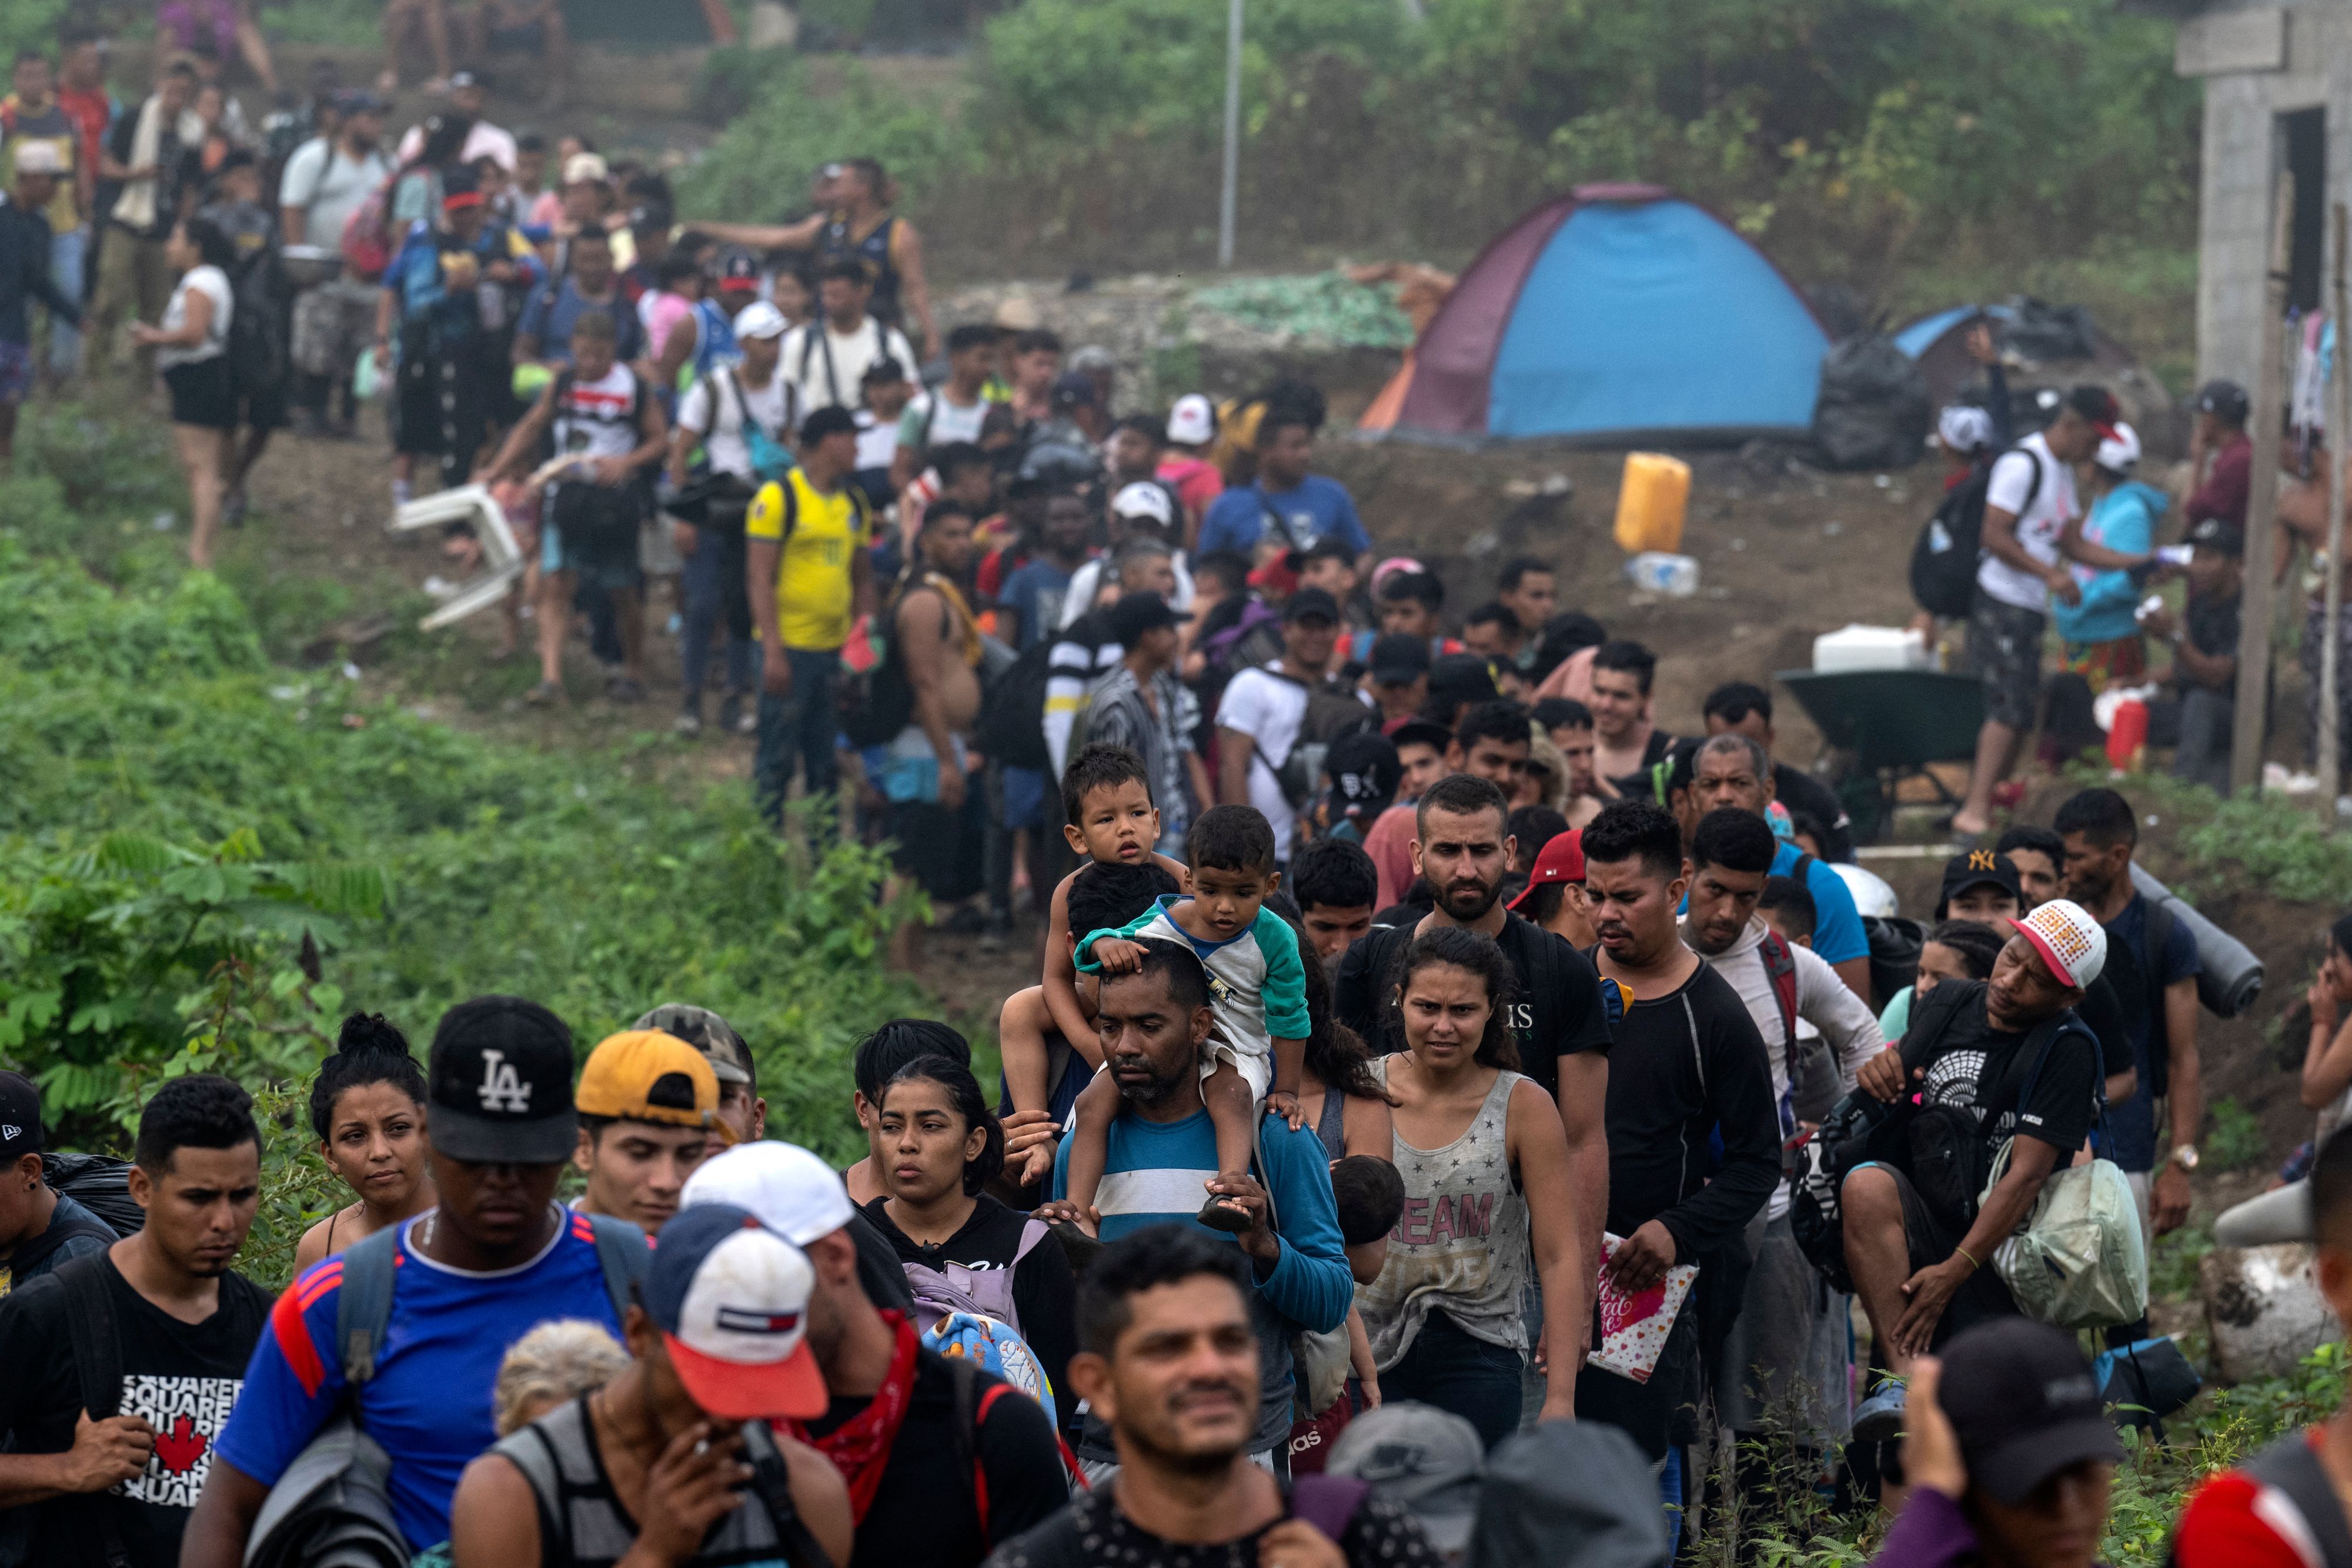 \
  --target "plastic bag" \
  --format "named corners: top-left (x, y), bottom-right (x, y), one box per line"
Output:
top-left (1985, 1140), bottom-right (2148, 1330)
